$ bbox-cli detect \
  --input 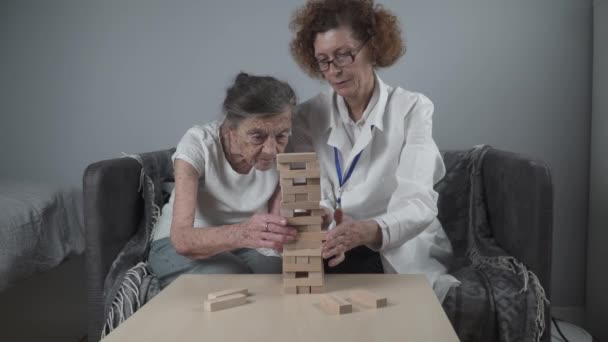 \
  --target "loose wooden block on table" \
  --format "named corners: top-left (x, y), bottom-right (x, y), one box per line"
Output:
top-left (204, 293), bottom-right (247, 312)
top-left (207, 288), bottom-right (248, 300)
top-left (350, 289), bottom-right (387, 308)
top-left (320, 294), bottom-right (352, 315)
